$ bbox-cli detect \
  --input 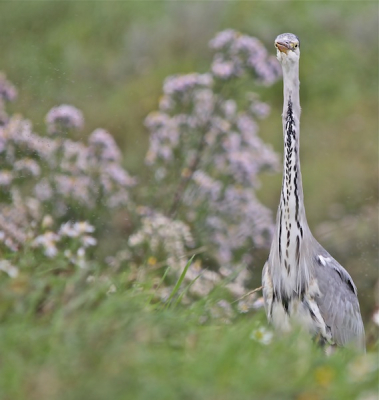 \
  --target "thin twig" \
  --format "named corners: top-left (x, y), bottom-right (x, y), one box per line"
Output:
top-left (232, 285), bottom-right (263, 304)
top-left (150, 246), bottom-right (208, 270)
